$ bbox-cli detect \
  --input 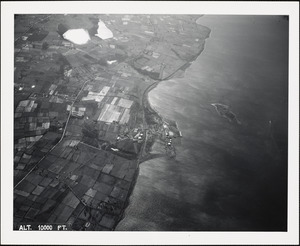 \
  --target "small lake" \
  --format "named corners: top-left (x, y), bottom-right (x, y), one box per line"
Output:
top-left (63, 29), bottom-right (90, 45)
